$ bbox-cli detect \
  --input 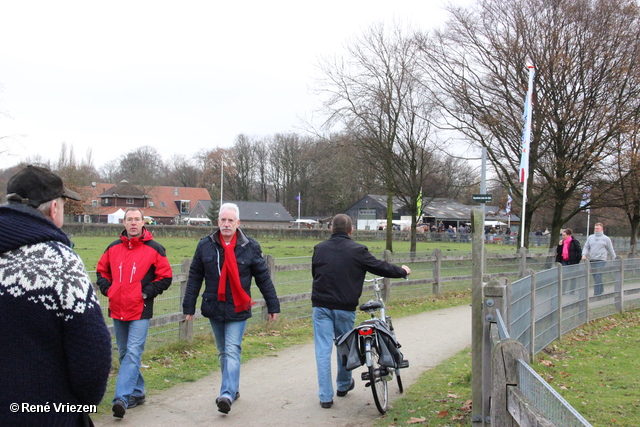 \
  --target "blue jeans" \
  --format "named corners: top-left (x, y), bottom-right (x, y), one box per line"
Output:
top-left (313, 307), bottom-right (356, 403)
top-left (209, 319), bottom-right (246, 402)
top-left (113, 318), bottom-right (150, 406)
top-left (590, 260), bottom-right (605, 296)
